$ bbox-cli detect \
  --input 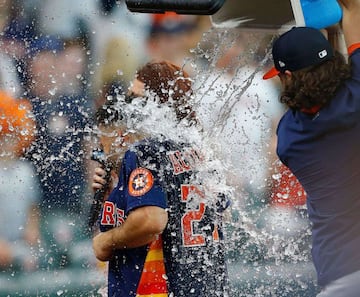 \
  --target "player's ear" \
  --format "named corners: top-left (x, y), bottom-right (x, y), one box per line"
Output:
top-left (284, 70), bottom-right (292, 77)
top-left (279, 70), bottom-right (292, 84)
